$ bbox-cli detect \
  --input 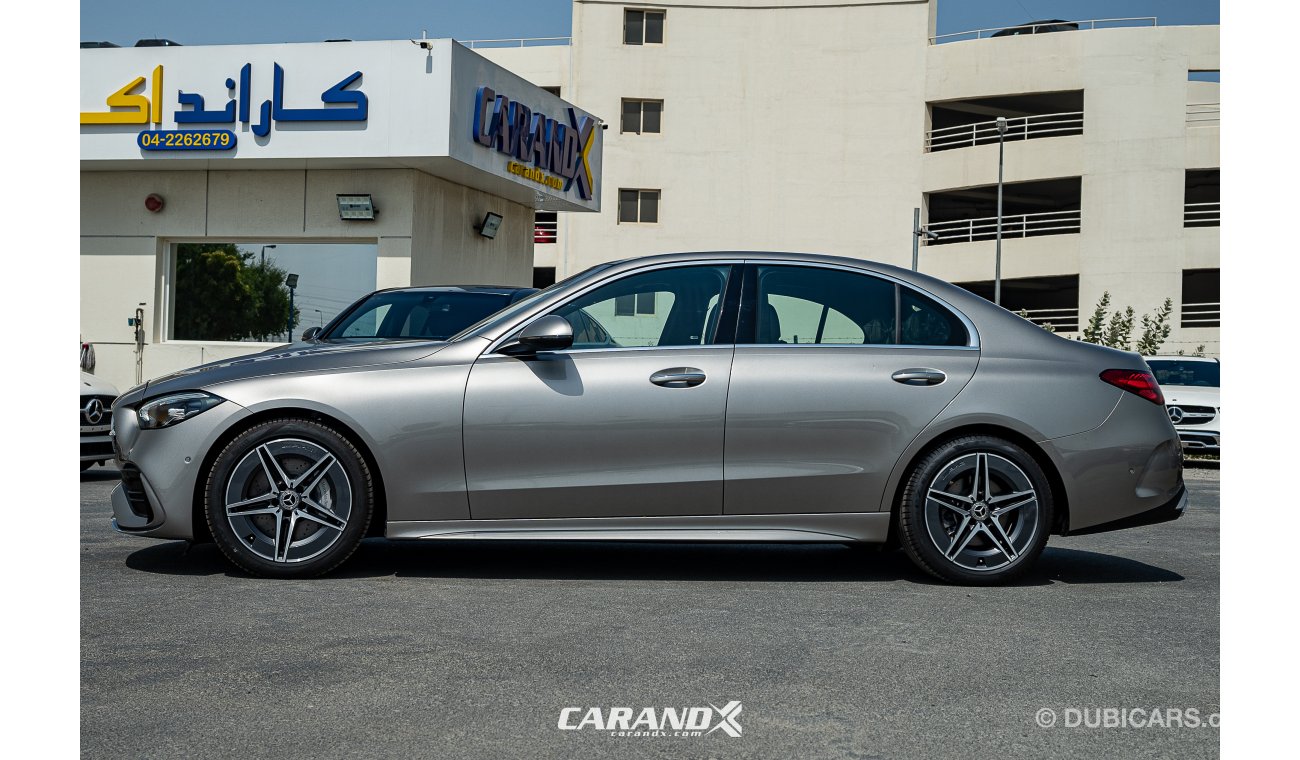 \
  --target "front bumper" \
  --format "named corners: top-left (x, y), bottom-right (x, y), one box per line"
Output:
top-left (1176, 428), bottom-right (1220, 454)
top-left (110, 395), bottom-right (251, 540)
